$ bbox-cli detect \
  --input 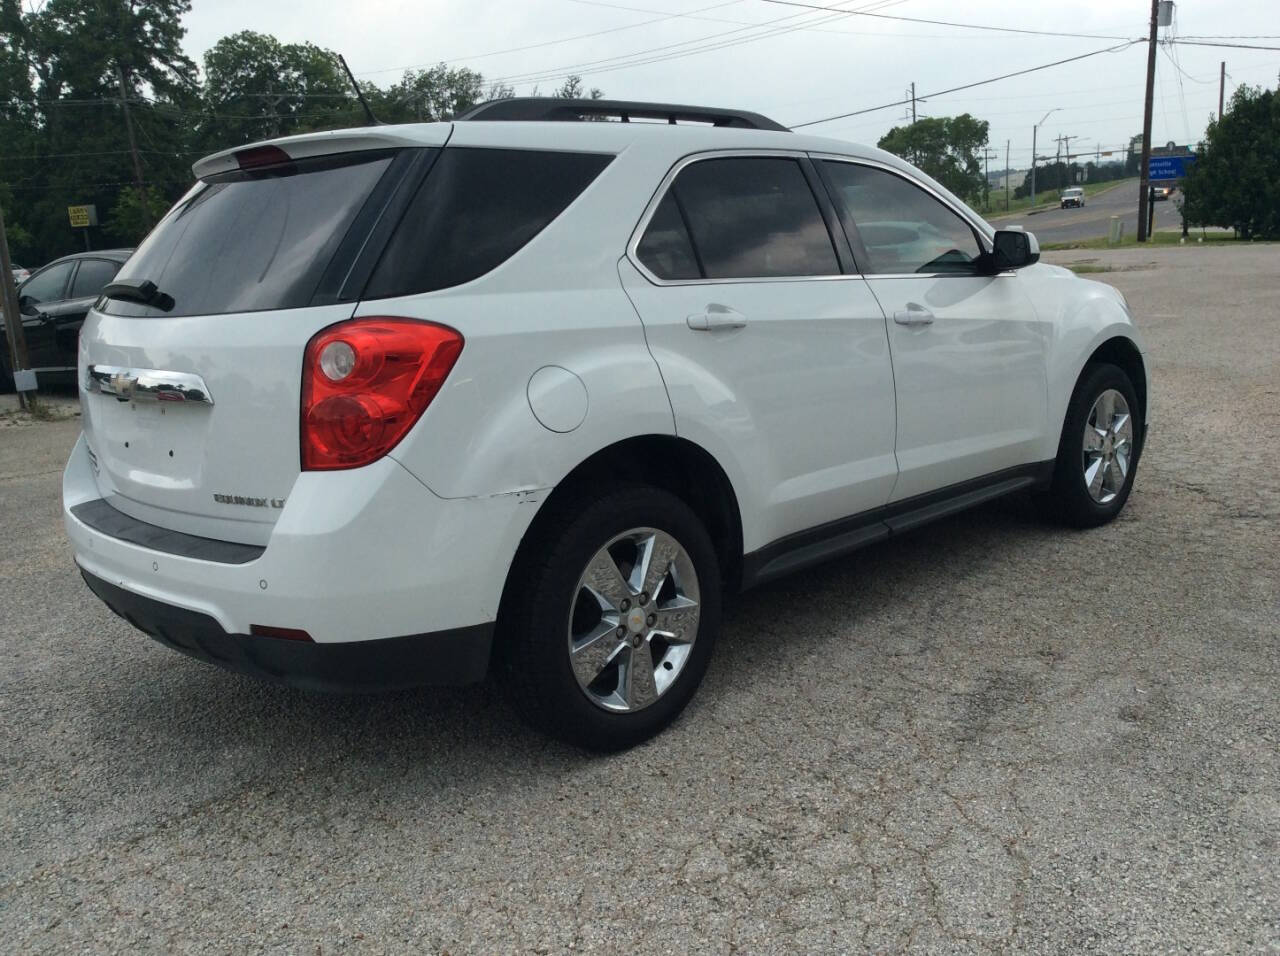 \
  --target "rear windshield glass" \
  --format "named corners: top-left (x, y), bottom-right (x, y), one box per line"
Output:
top-left (363, 147), bottom-right (612, 299)
top-left (101, 151), bottom-right (396, 317)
